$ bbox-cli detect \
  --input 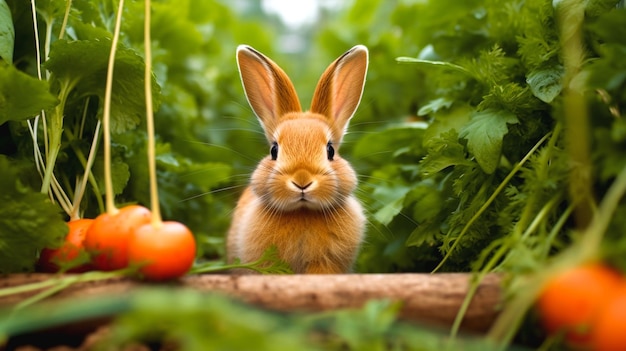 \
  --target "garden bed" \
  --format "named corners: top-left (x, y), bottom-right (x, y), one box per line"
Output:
top-left (1, 273), bottom-right (502, 349)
